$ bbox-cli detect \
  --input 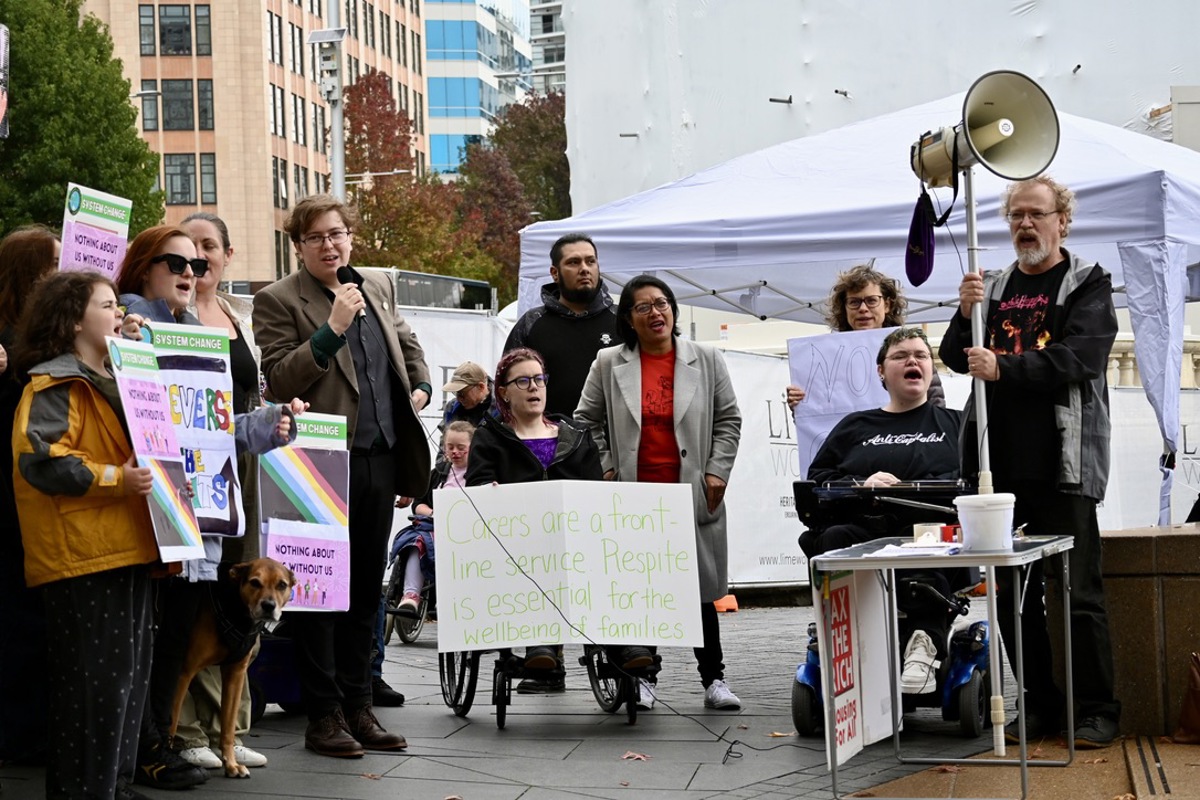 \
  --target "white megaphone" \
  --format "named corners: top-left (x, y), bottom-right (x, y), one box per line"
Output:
top-left (910, 70), bottom-right (1059, 187)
